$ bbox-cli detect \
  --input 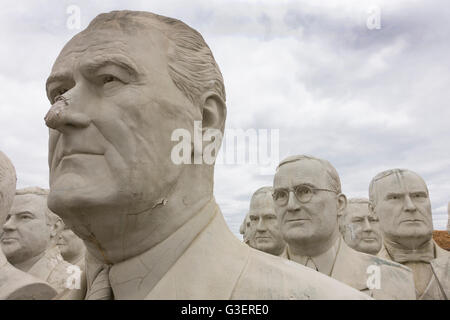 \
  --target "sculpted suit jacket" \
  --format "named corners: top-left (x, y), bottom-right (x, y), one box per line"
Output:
top-left (282, 237), bottom-right (416, 300)
top-left (378, 241), bottom-right (449, 300)
top-left (68, 198), bottom-right (370, 300)
top-left (28, 246), bottom-right (74, 294)
top-left (0, 249), bottom-right (57, 299)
